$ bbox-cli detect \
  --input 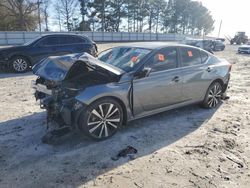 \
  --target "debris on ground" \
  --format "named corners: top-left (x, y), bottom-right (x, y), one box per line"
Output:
top-left (111, 146), bottom-right (138, 161)
top-left (41, 127), bottom-right (71, 144)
